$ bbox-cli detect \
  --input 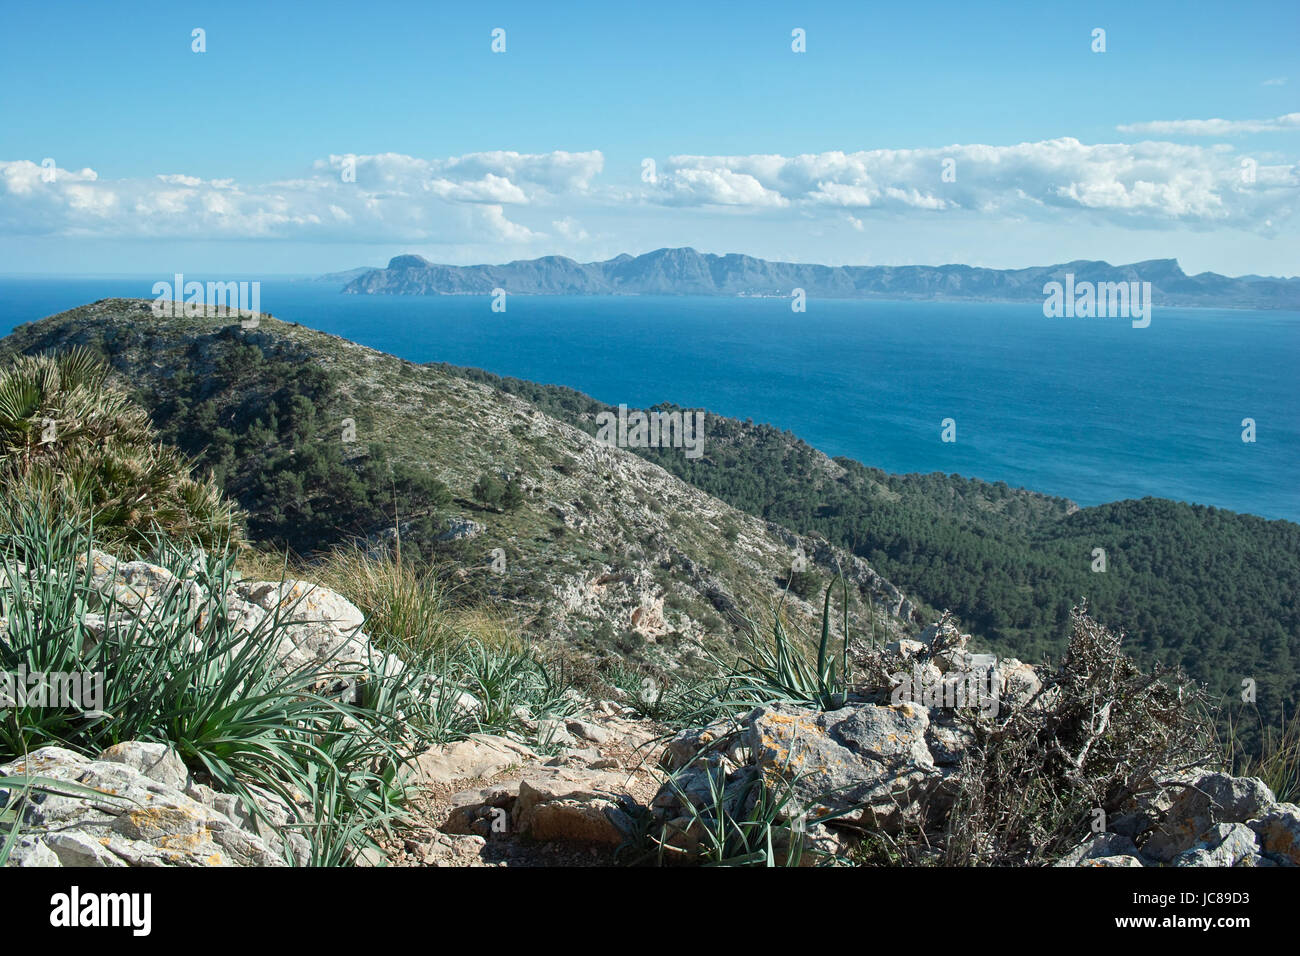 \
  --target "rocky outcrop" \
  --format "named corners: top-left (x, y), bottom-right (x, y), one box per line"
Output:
top-left (1250, 804), bottom-right (1300, 865)
top-left (436, 518), bottom-right (485, 542)
top-left (379, 703), bottom-right (668, 867)
top-left (0, 743), bottom-right (307, 867)
top-left (1055, 776), bottom-right (1297, 868)
top-left (1, 554), bottom-right (394, 868)
top-left (80, 549), bottom-right (396, 703)
top-left (643, 619), bottom-right (1297, 868)
top-left (650, 698), bottom-right (950, 863)
top-left (1142, 773), bottom-right (1276, 862)
top-left (745, 701), bottom-right (938, 826)
top-left (5, 532), bottom-right (1284, 869)
top-left (409, 734), bottom-right (541, 786)
top-left (9, 563), bottom-right (1291, 869)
